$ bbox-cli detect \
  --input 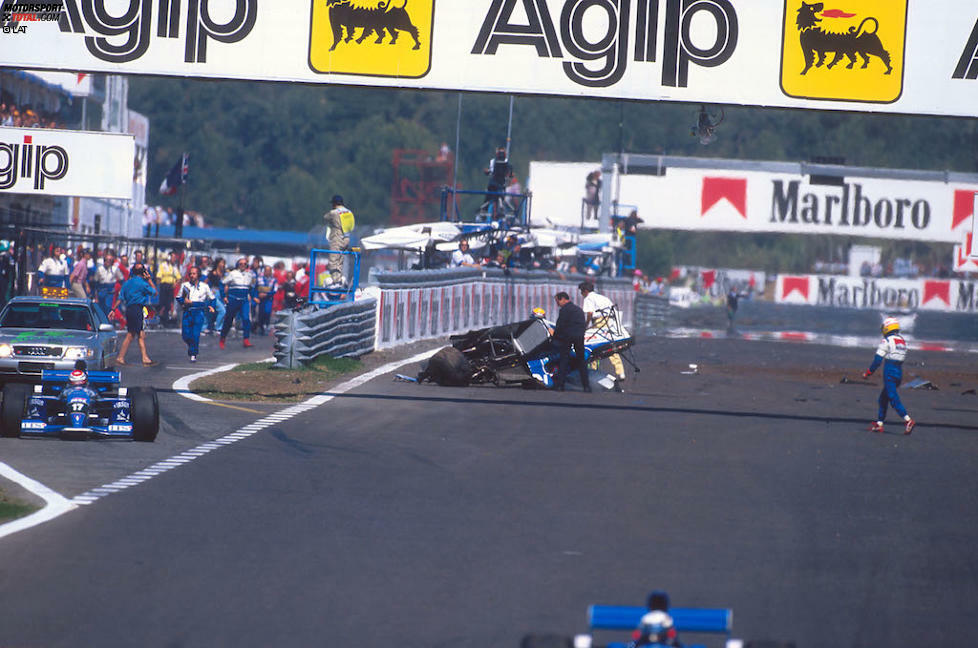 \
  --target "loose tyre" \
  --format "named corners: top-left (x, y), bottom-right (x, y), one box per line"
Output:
top-left (1, 383), bottom-right (30, 438)
top-left (423, 346), bottom-right (473, 386)
top-left (130, 387), bottom-right (159, 442)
